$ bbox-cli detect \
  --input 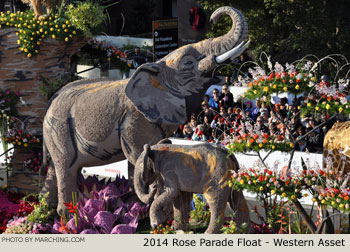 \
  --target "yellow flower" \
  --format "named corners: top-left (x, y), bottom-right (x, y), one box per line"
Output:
top-left (291, 195), bottom-right (296, 200)
top-left (339, 204), bottom-right (344, 208)
top-left (283, 87), bottom-right (288, 92)
top-left (37, 41), bottom-right (40, 45)
top-left (273, 84), bottom-right (277, 89)
top-left (65, 37), bottom-right (69, 42)
top-left (253, 90), bottom-right (257, 94)
top-left (24, 143), bottom-right (28, 147)
top-left (50, 27), bottom-right (54, 31)
top-left (17, 142), bottom-right (22, 145)
top-left (311, 77), bottom-right (316, 82)
top-left (66, 20), bottom-right (69, 24)
top-left (321, 199), bottom-right (326, 204)
top-left (281, 193), bottom-right (287, 198)
top-left (271, 145), bottom-right (275, 150)
top-left (35, 50), bottom-right (38, 54)
top-left (331, 201), bottom-right (336, 206)
top-left (62, 24), bottom-right (66, 28)
top-left (52, 34), bottom-right (56, 39)
top-left (259, 186), bottom-right (264, 191)
top-left (297, 106), bottom-right (300, 109)
top-left (259, 143), bottom-right (263, 148)
top-left (271, 190), bottom-right (276, 194)
top-left (253, 180), bottom-right (257, 184)
top-left (240, 180), bottom-right (244, 185)
top-left (17, 40), bottom-right (21, 44)
top-left (295, 85), bottom-right (299, 90)
top-left (24, 48), bottom-right (28, 53)
top-left (312, 198), bottom-right (317, 202)
top-left (339, 107), bottom-right (343, 113)
top-left (326, 104), bottom-right (330, 110)
top-left (315, 106), bottom-right (319, 111)
top-left (307, 102), bottom-right (311, 107)
top-left (247, 142), bottom-right (251, 147)
top-left (264, 86), bottom-right (269, 92)
top-left (290, 143), bottom-right (294, 148)
top-left (72, 31), bottom-right (76, 35)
